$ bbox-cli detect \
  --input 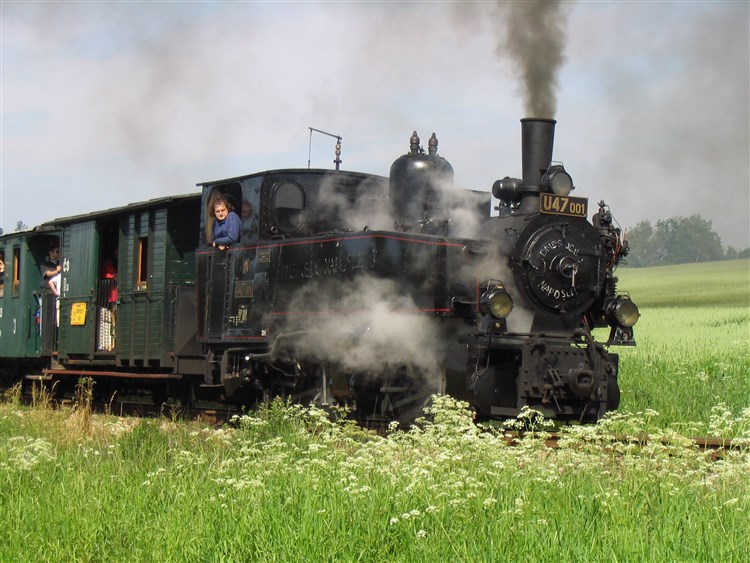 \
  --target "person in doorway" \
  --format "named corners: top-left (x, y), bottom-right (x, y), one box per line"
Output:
top-left (211, 196), bottom-right (241, 250)
top-left (99, 250), bottom-right (118, 352)
top-left (39, 243), bottom-right (62, 328)
top-left (101, 249), bottom-right (118, 305)
top-left (42, 245), bottom-right (62, 296)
